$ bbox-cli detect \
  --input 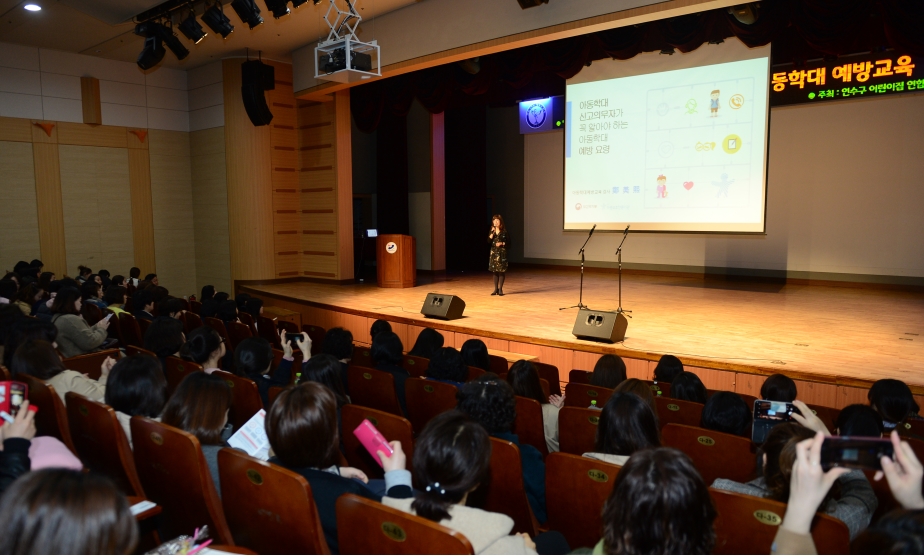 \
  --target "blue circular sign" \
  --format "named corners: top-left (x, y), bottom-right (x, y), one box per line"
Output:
top-left (525, 103), bottom-right (547, 129)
